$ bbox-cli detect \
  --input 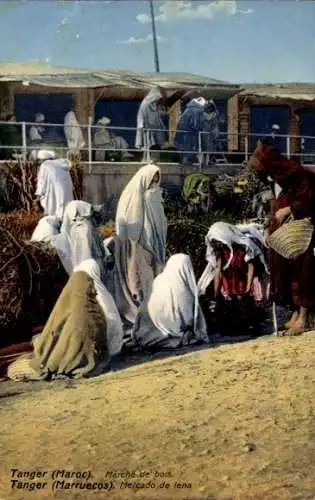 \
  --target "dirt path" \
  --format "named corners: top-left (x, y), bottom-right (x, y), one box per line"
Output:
top-left (1, 333), bottom-right (315, 500)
